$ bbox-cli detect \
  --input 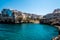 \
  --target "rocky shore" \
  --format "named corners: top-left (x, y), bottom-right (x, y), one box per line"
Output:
top-left (52, 35), bottom-right (60, 40)
top-left (51, 26), bottom-right (60, 40)
top-left (40, 9), bottom-right (60, 40)
top-left (0, 8), bottom-right (60, 40)
top-left (0, 9), bottom-right (42, 24)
